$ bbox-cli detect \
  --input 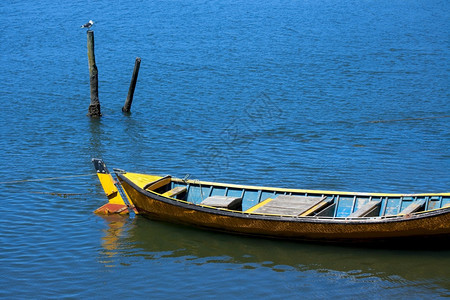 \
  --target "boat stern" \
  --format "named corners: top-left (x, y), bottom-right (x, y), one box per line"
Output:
top-left (92, 158), bottom-right (136, 214)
